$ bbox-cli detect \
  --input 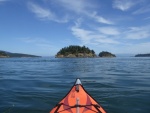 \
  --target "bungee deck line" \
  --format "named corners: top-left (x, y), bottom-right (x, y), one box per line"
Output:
top-left (50, 79), bottom-right (106, 113)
